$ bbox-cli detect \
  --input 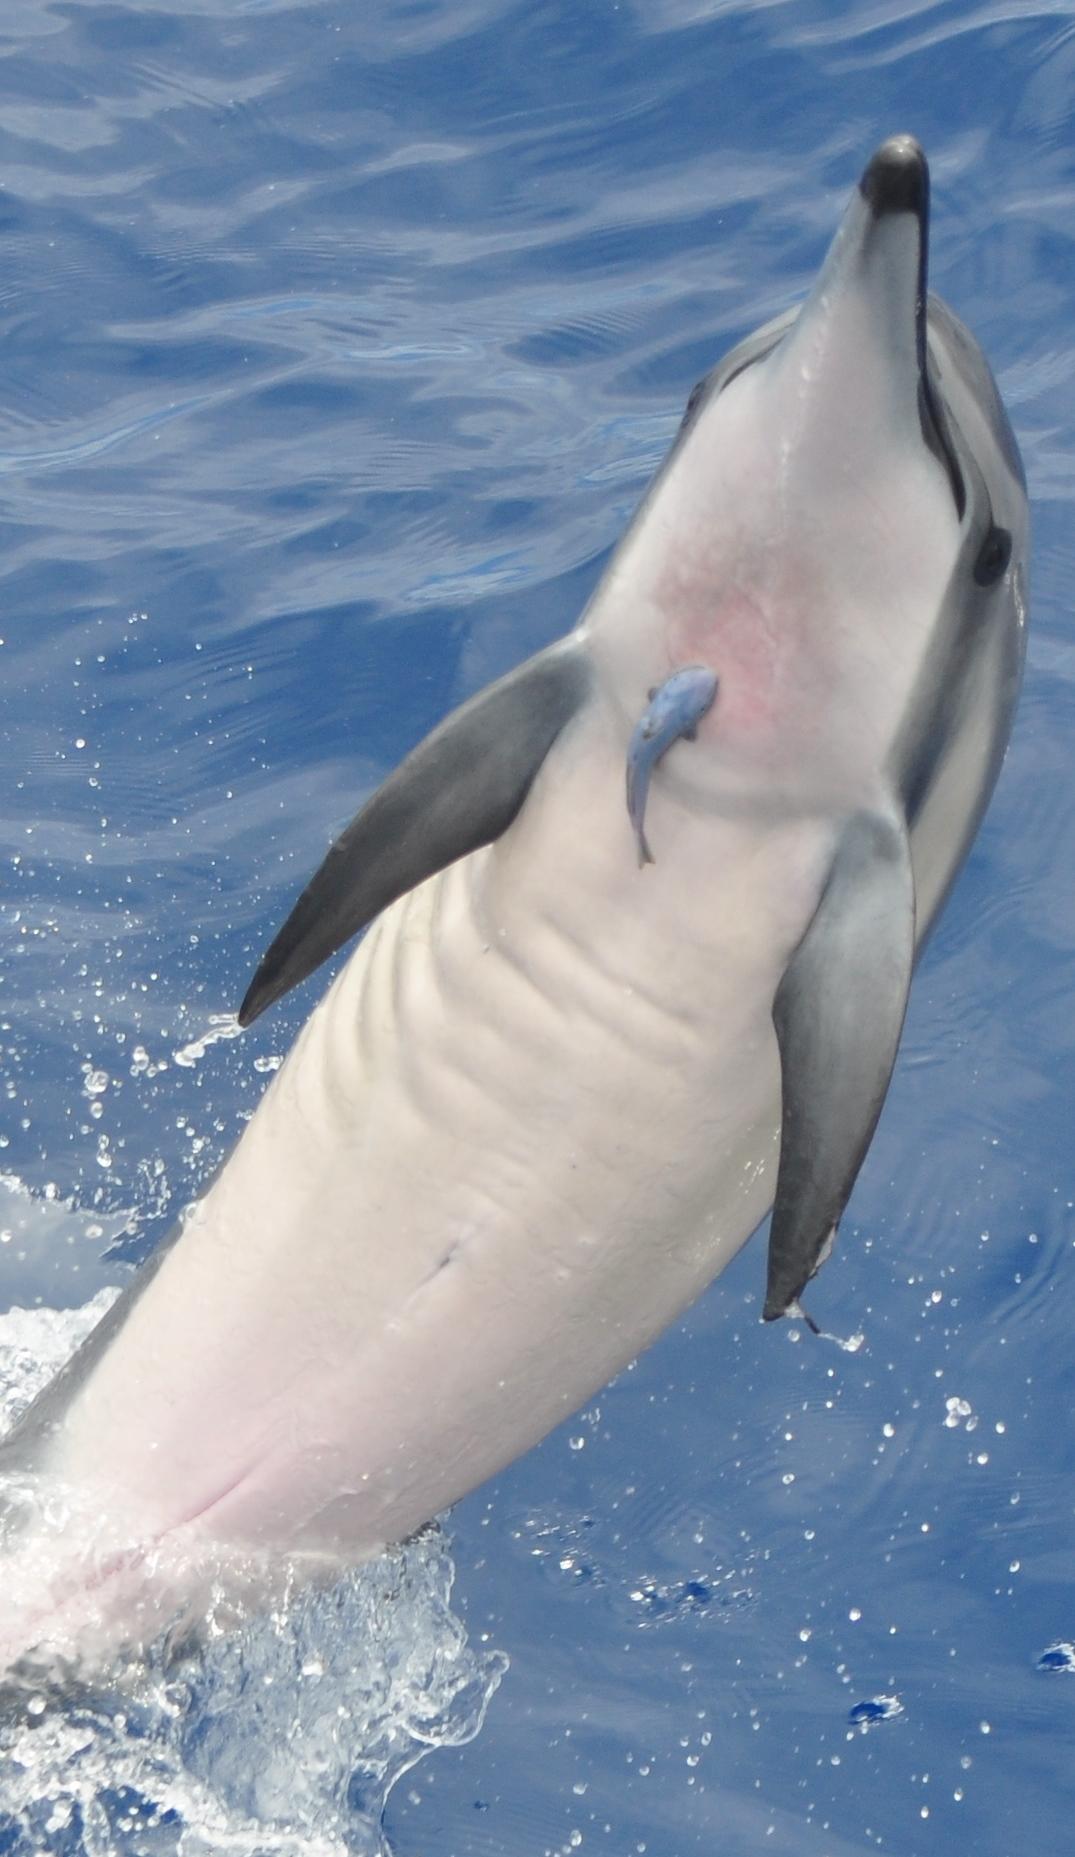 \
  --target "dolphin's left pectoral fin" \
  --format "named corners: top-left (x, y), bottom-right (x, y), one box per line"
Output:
top-left (239, 638), bottom-right (592, 1025)
top-left (763, 809), bottom-right (915, 1322)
